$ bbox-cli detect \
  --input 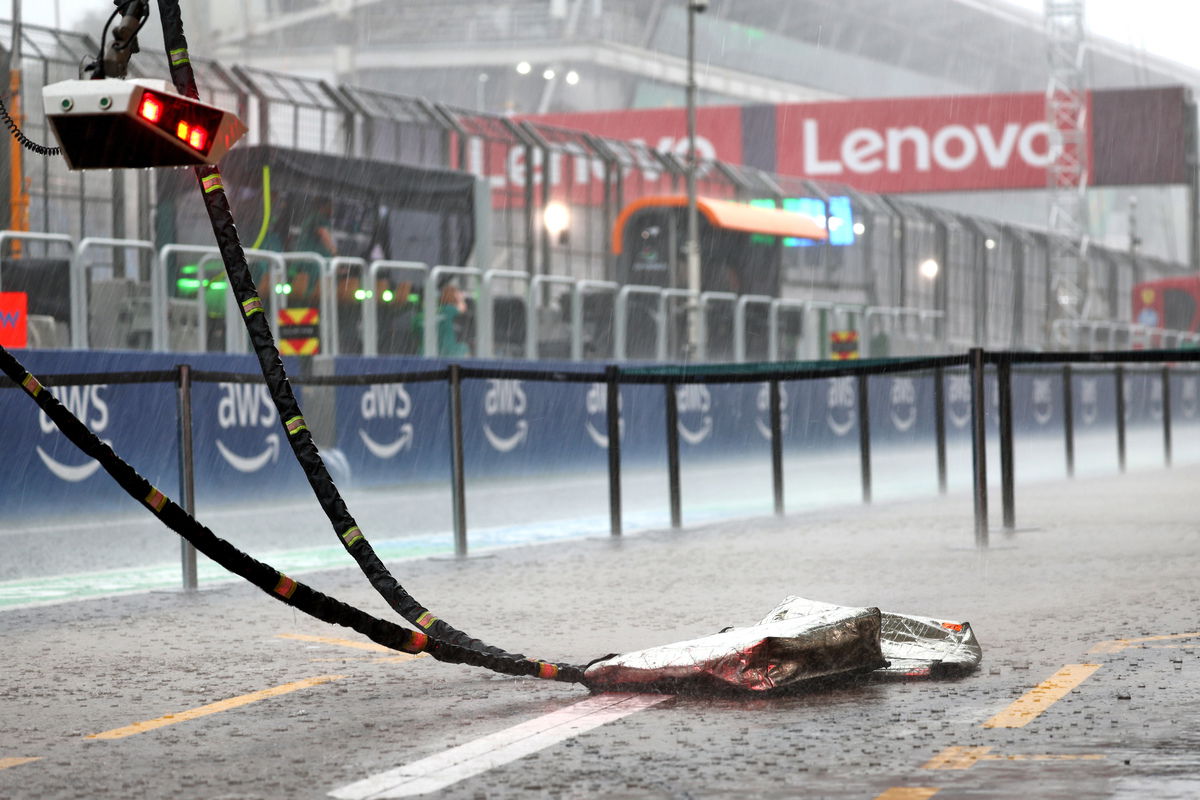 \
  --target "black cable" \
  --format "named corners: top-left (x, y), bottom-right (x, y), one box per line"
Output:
top-left (0, 95), bottom-right (60, 157)
top-left (150, 0), bottom-right (584, 681)
top-left (0, 345), bottom-right (586, 683)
